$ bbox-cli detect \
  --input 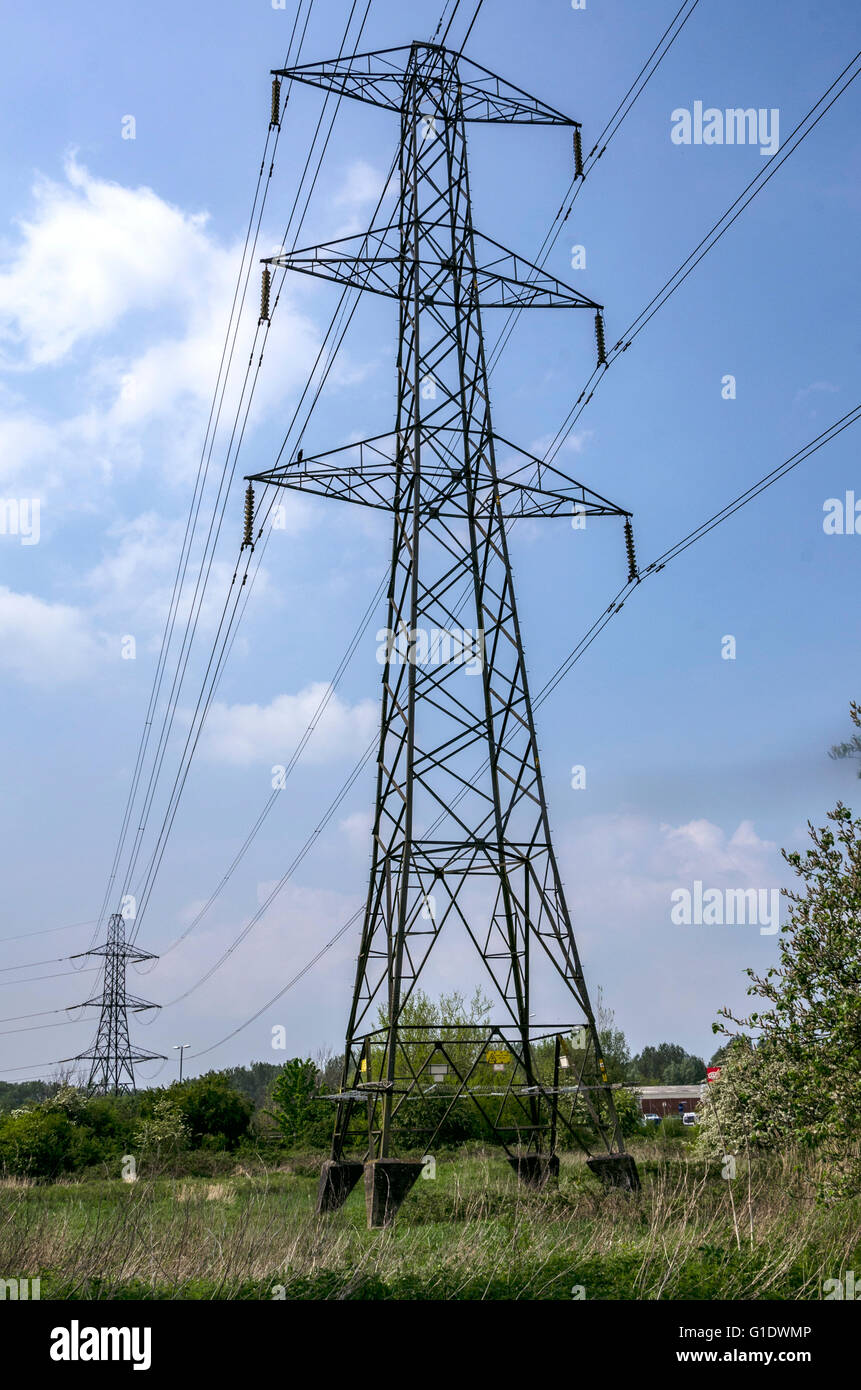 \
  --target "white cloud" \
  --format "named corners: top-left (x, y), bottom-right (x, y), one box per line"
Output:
top-left (331, 160), bottom-right (391, 237)
top-left (0, 155), bottom-right (210, 367)
top-left (656, 817), bottom-right (777, 881)
top-left (0, 156), bottom-right (322, 496)
top-left (527, 428), bottom-right (592, 460)
top-left (153, 879), bottom-right (361, 1034)
top-left (0, 584), bottom-right (102, 683)
top-left (557, 813), bottom-right (781, 928)
top-left (198, 682), bottom-right (377, 766)
top-left (83, 511), bottom-right (269, 641)
top-left (549, 812), bottom-right (788, 1053)
top-left (339, 808), bottom-right (373, 849)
